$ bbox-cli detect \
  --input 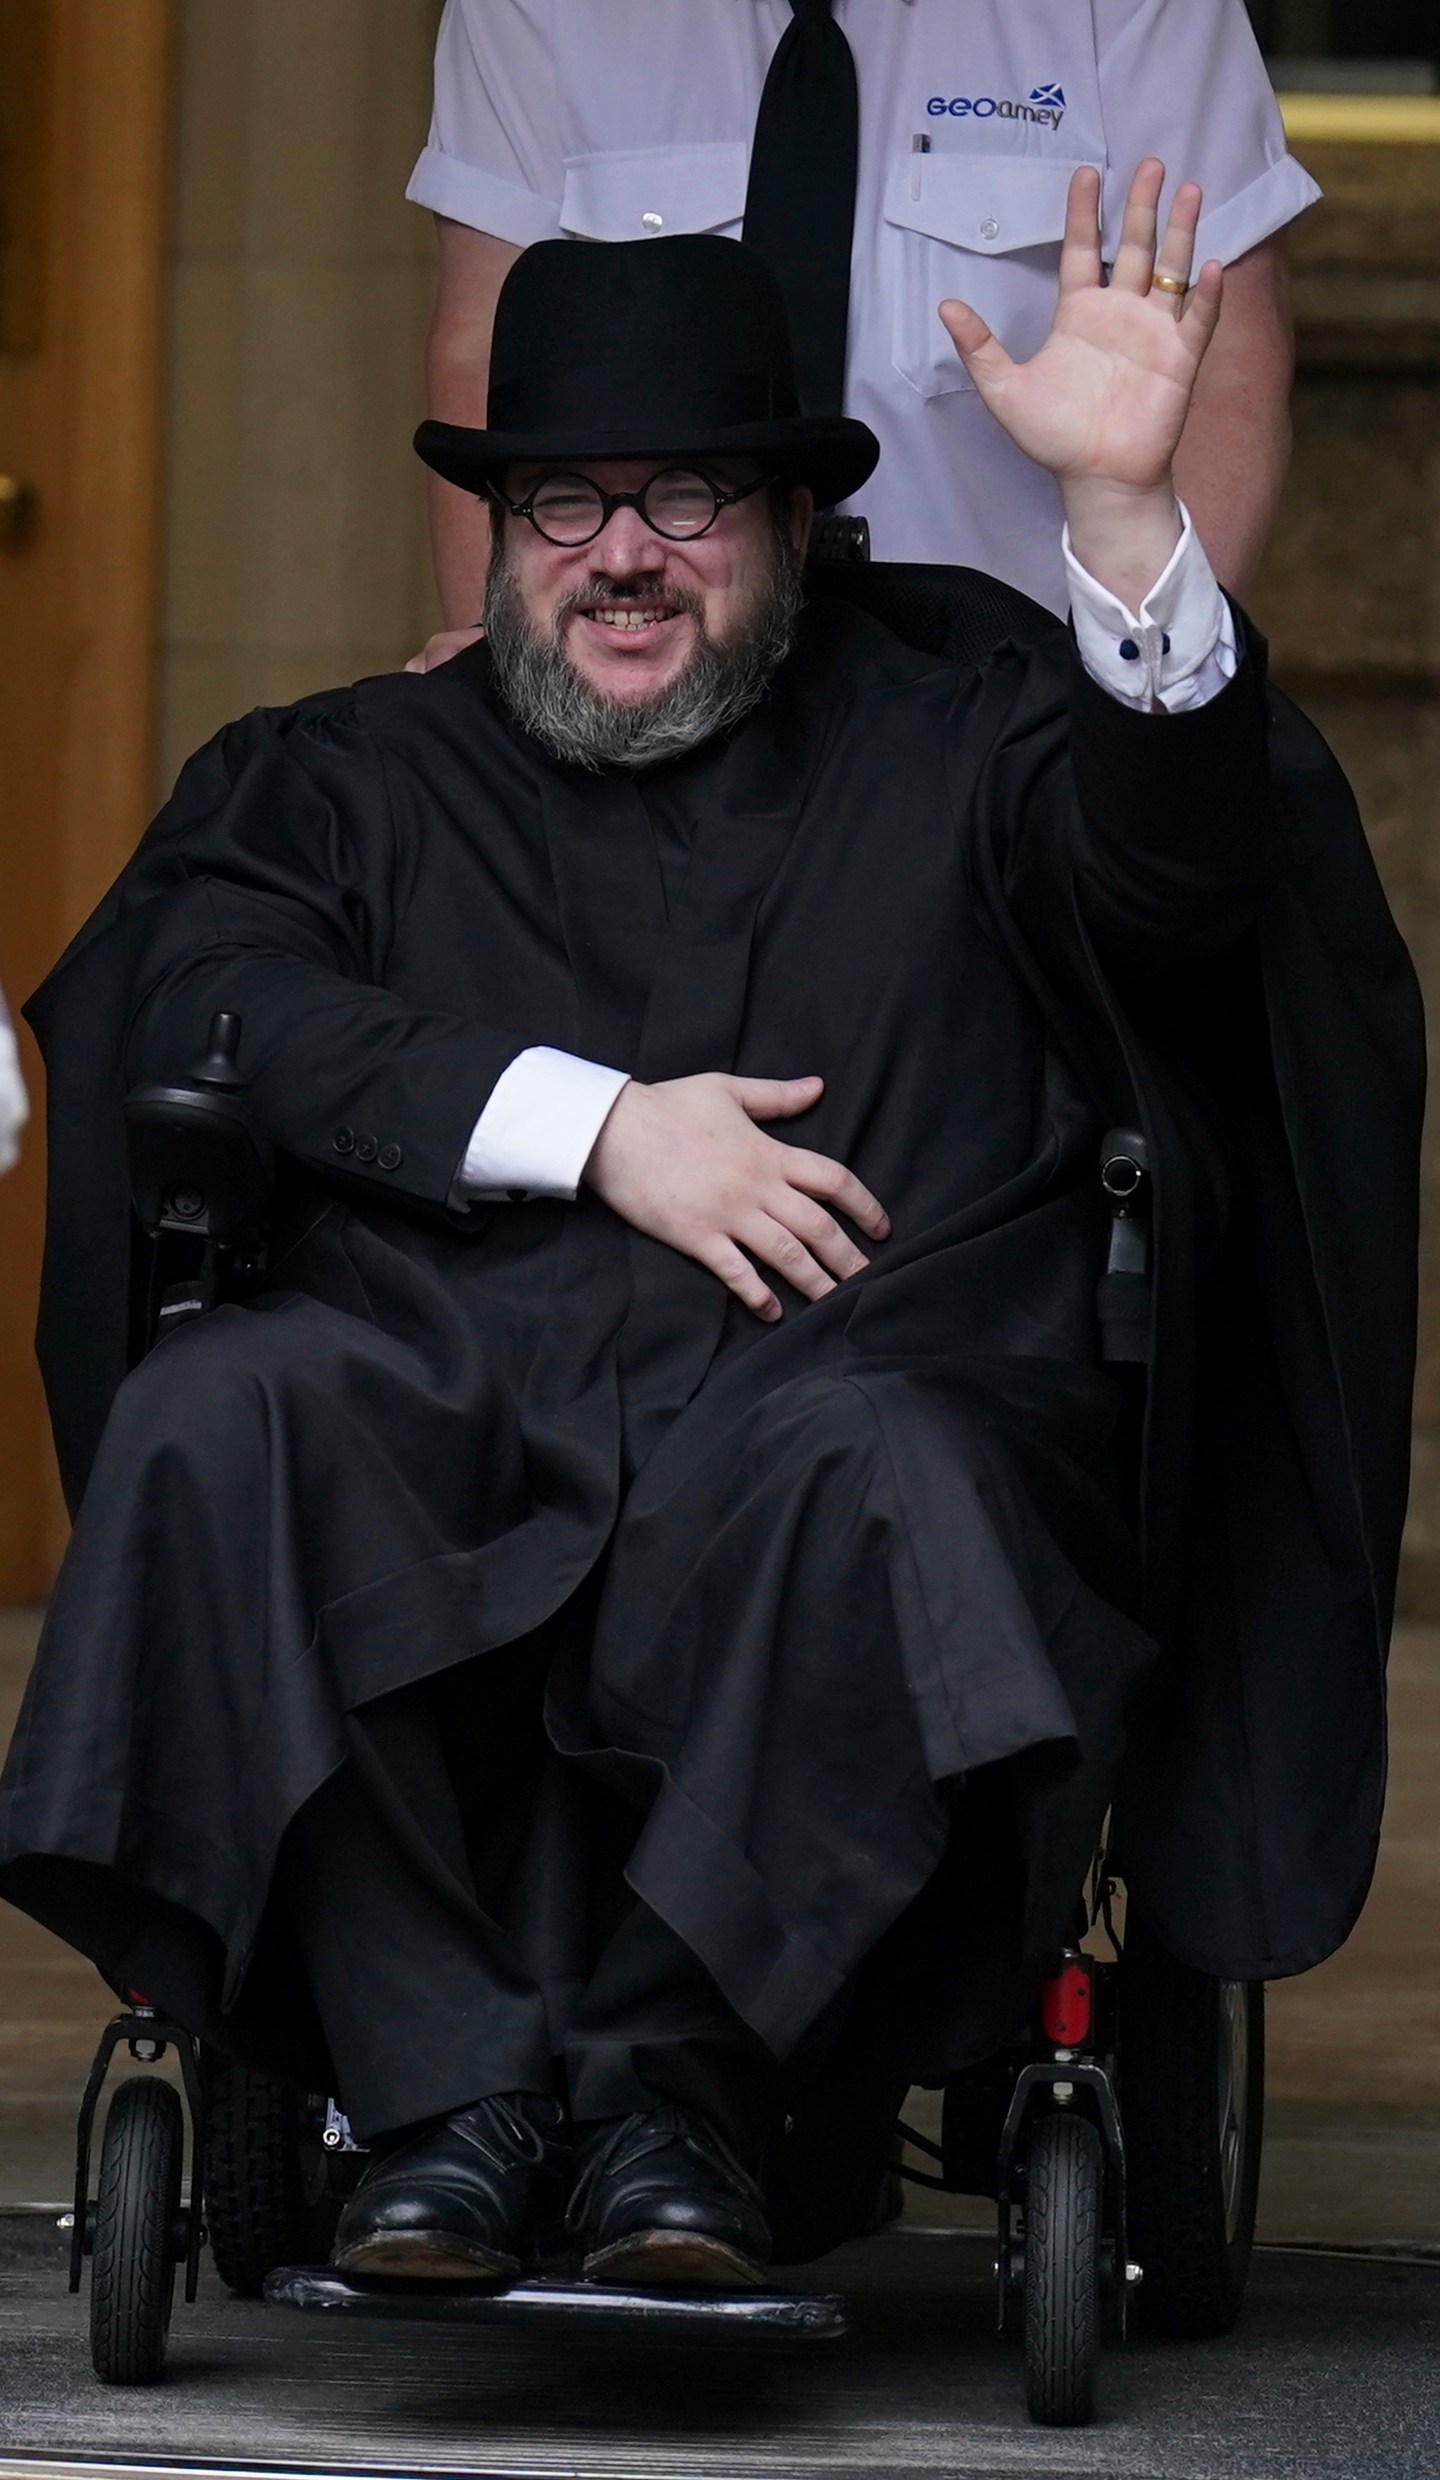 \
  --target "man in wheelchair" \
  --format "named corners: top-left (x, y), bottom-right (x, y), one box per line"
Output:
top-left (0, 169), bottom-right (1420, 2298)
